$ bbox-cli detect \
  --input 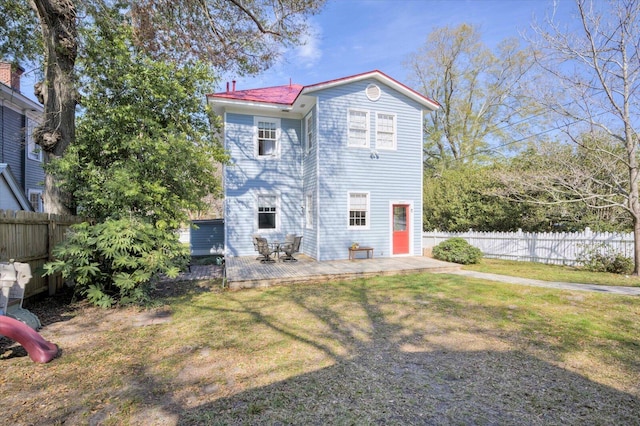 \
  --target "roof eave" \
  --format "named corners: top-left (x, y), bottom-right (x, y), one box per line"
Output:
top-left (207, 96), bottom-right (295, 113)
top-left (301, 70), bottom-right (440, 111)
